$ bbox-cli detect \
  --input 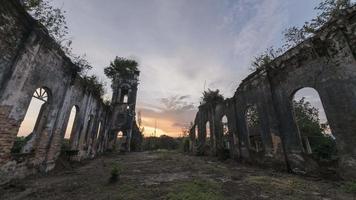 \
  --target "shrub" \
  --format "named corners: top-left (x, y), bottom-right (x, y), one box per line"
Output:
top-left (11, 137), bottom-right (28, 154)
top-left (110, 163), bottom-right (121, 183)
